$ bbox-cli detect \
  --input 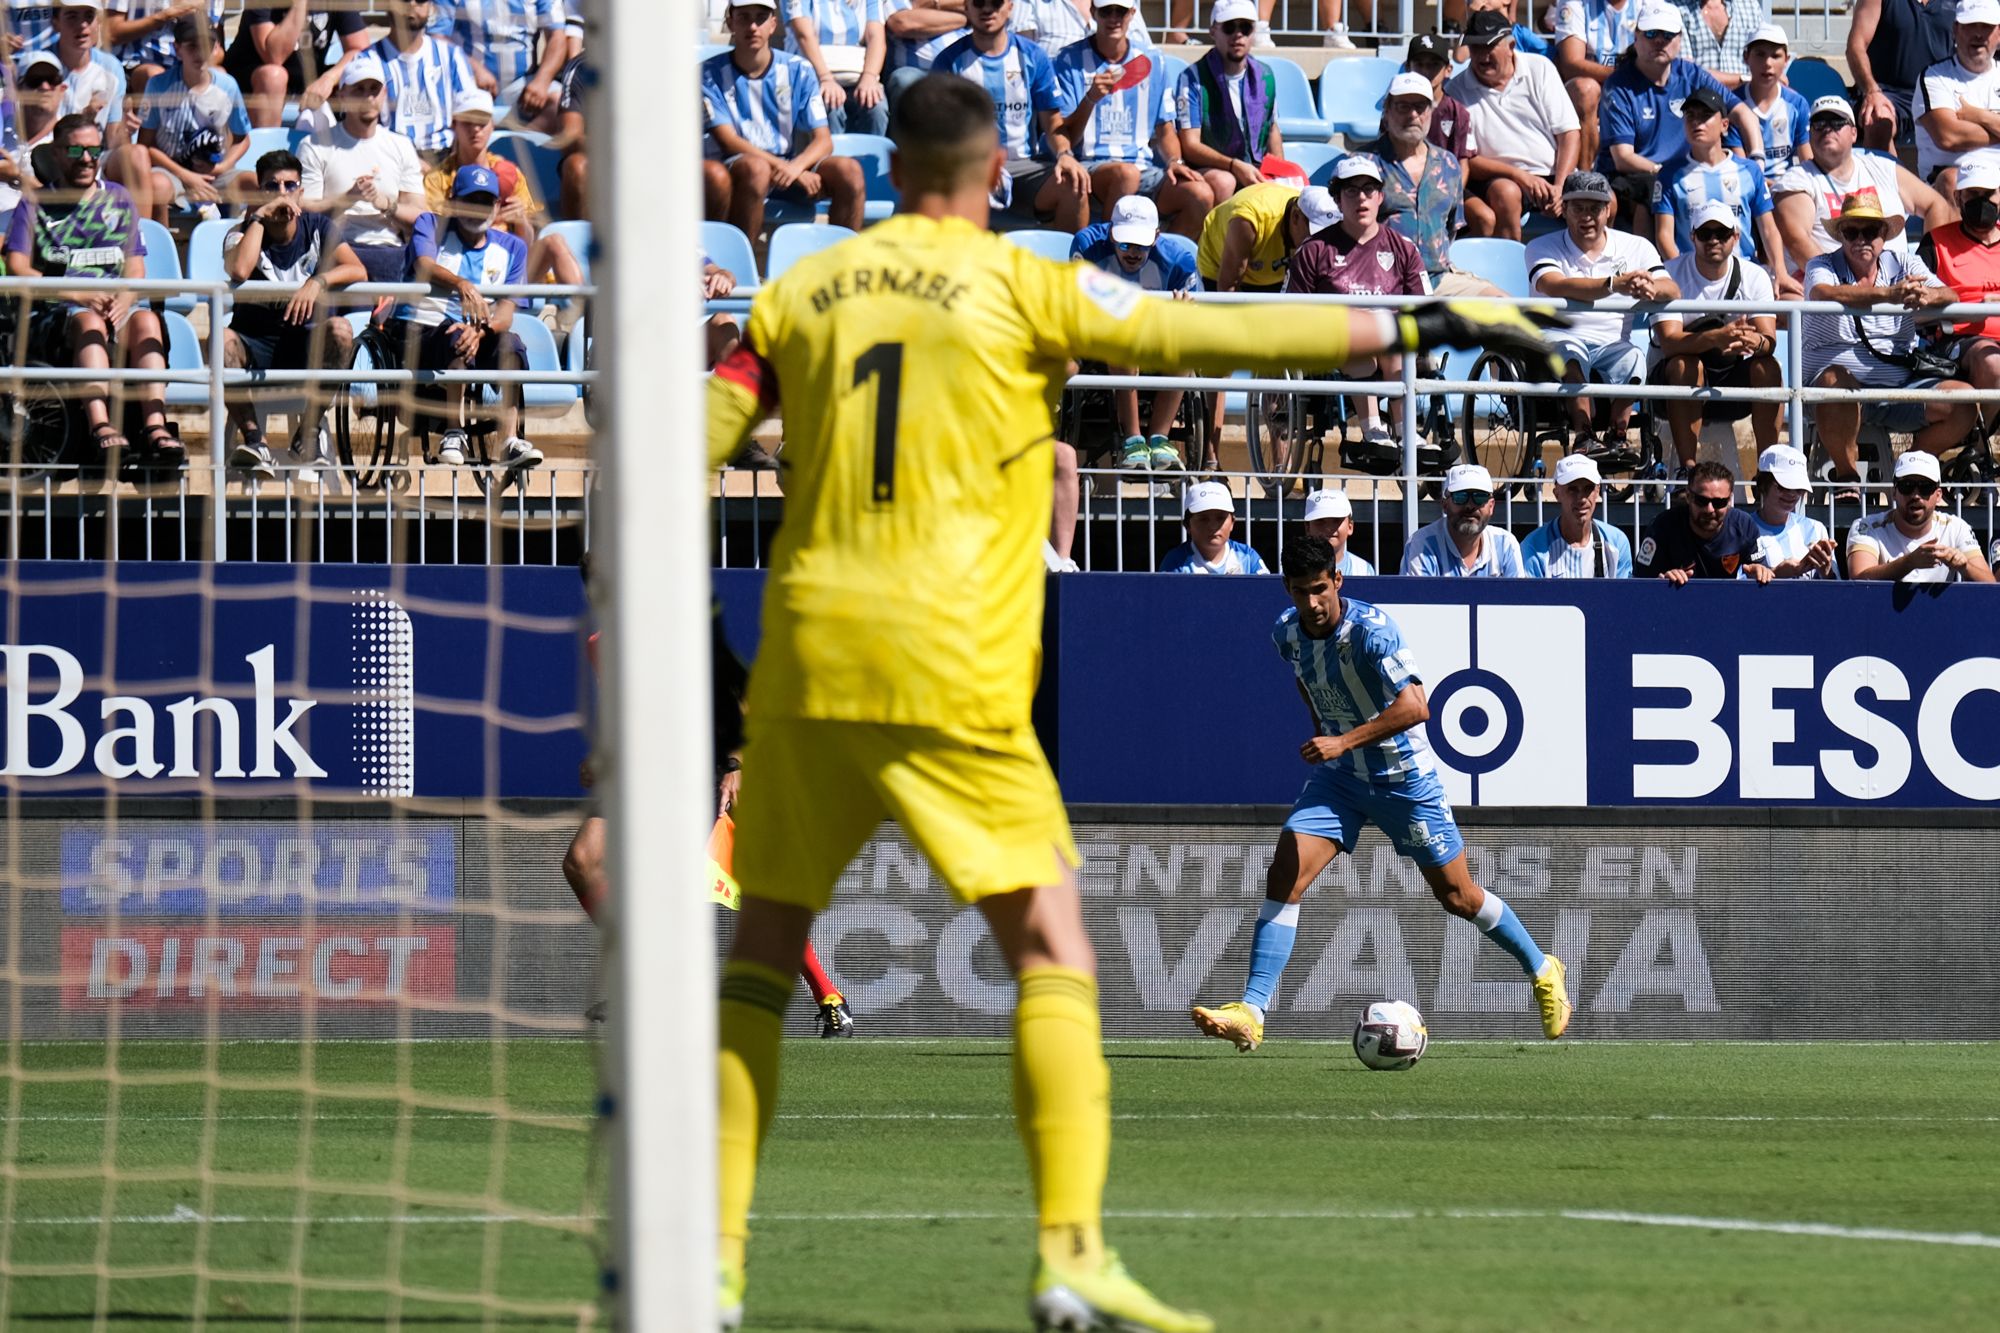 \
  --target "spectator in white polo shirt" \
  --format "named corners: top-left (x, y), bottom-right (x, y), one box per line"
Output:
top-left (1302, 487), bottom-right (1375, 575)
top-left (1162, 480), bottom-right (1269, 574)
top-left (1745, 444), bottom-right (1838, 578)
top-left (1525, 169), bottom-right (1678, 463)
top-left (1400, 462), bottom-right (1526, 576)
top-left (1915, 0), bottom-right (2000, 196)
top-left (1447, 9), bottom-right (1580, 242)
top-left (1773, 96), bottom-right (1948, 278)
top-left (1651, 198), bottom-right (1782, 473)
top-left (1519, 453), bottom-right (1633, 576)
top-left (1846, 450), bottom-right (1995, 580)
